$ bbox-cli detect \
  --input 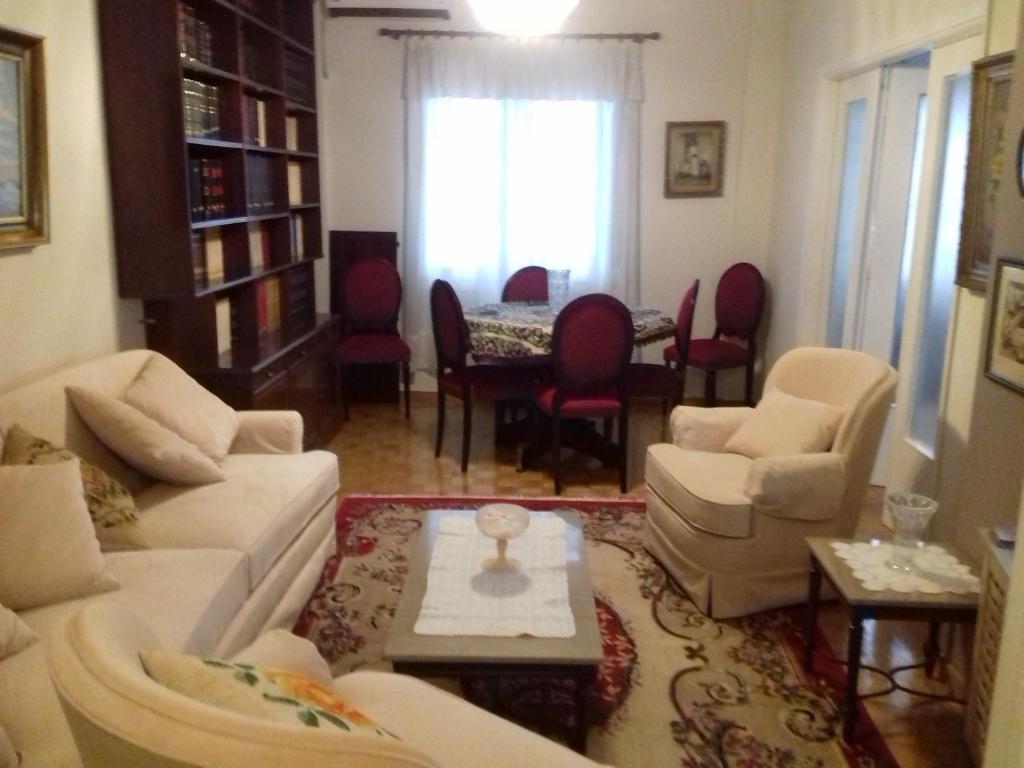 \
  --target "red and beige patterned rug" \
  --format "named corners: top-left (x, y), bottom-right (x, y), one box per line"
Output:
top-left (294, 495), bottom-right (897, 768)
